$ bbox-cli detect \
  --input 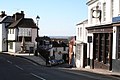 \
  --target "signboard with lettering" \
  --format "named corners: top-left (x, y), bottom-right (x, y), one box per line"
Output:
top-left (112, 16), bottom-right (120, 23)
